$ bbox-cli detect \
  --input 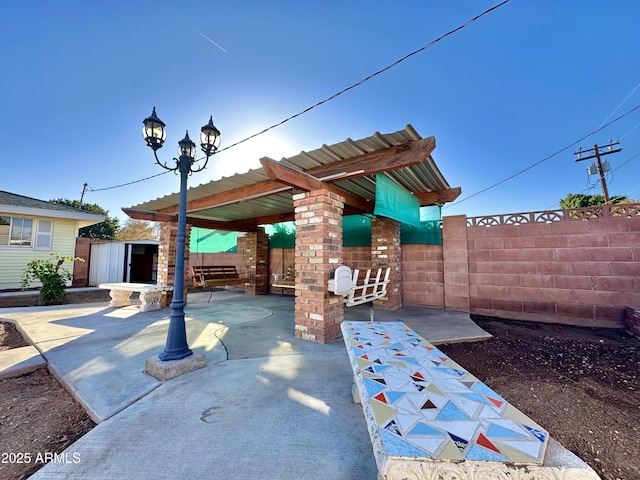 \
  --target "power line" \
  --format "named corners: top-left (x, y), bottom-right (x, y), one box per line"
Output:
top-left (85, 0), bottom-right (510, 194)
top-left (215, 0), bottom-right (511, 155)
top-left (445, 102), bottom-right (640, 208)
top-left (583, 81), bottom-right (640, 145)
top-left (87, 171), bottom-right (170, 192)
